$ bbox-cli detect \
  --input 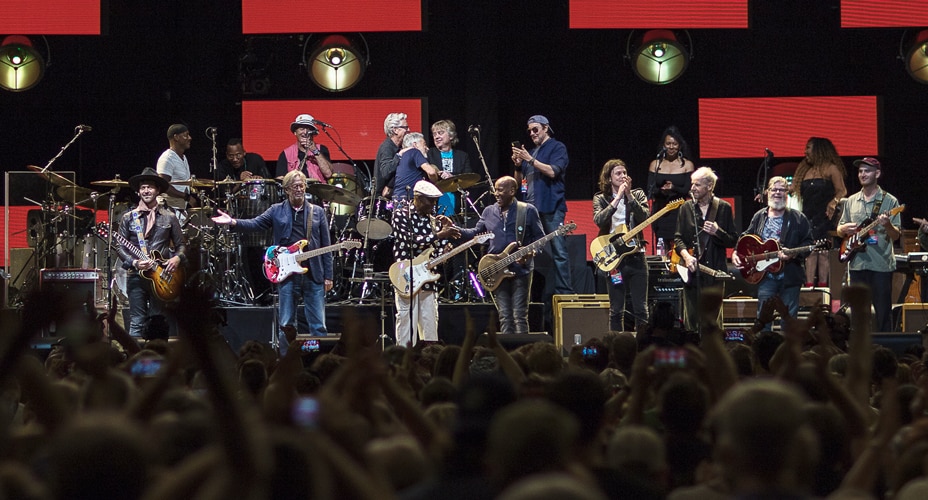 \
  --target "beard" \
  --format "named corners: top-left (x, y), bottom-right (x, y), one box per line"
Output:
top-left (768, 198), bottom-right (786, 210)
